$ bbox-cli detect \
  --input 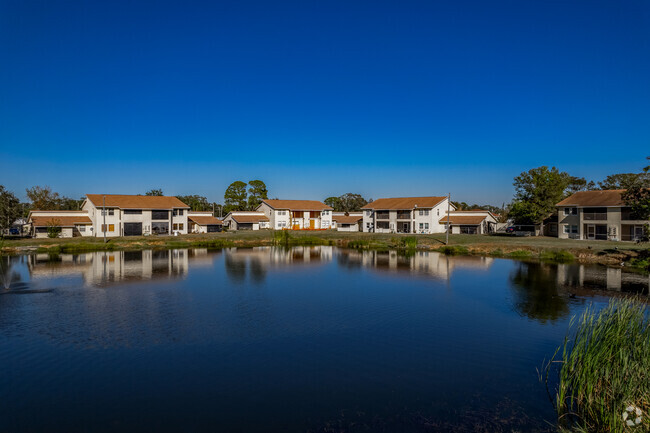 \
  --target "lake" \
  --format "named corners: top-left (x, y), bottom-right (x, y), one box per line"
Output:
top-left (1, 247), bottom-right (648, 432)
